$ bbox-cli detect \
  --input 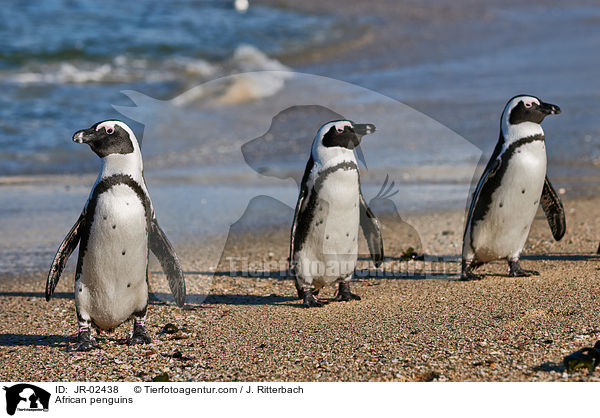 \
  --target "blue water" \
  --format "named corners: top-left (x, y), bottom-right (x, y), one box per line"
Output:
top-left (0, 0), bottom-right (339, 175)
top-left (2, 1), bottom-right (321, 63)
